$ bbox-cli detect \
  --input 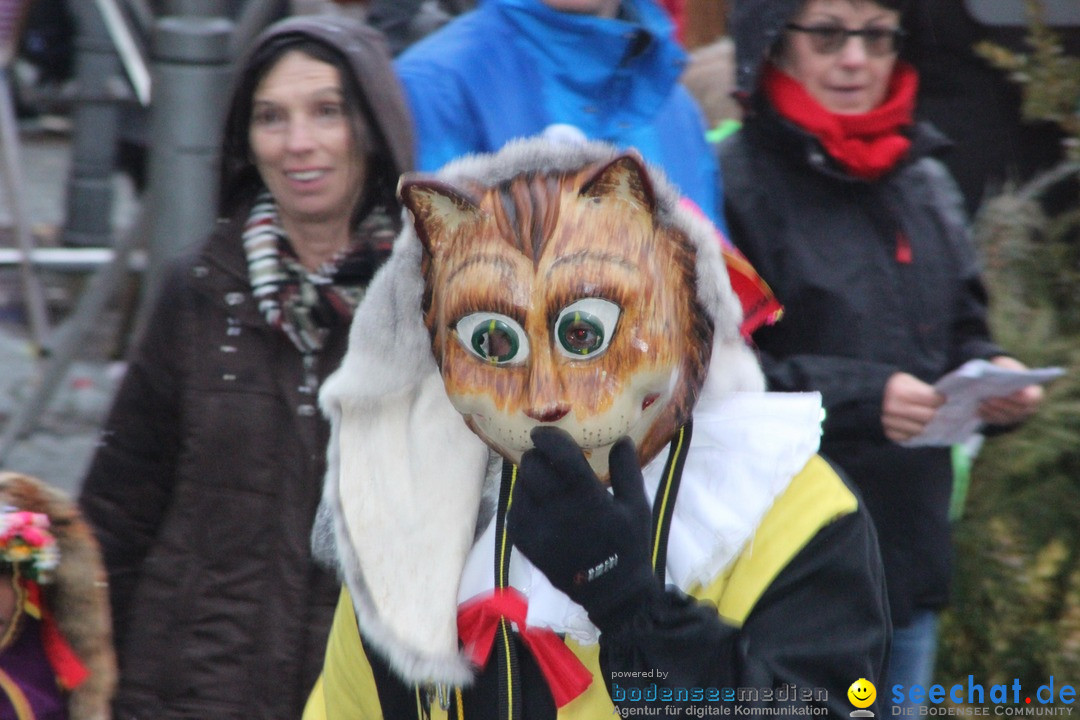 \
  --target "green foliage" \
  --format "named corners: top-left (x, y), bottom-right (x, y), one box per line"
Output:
top-left (974, 0), bottom-right (1080, 160)
top-left (937, 162), bottom-right (1080, 686)
top-left (939, 2), bottom-right (1080, 685)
